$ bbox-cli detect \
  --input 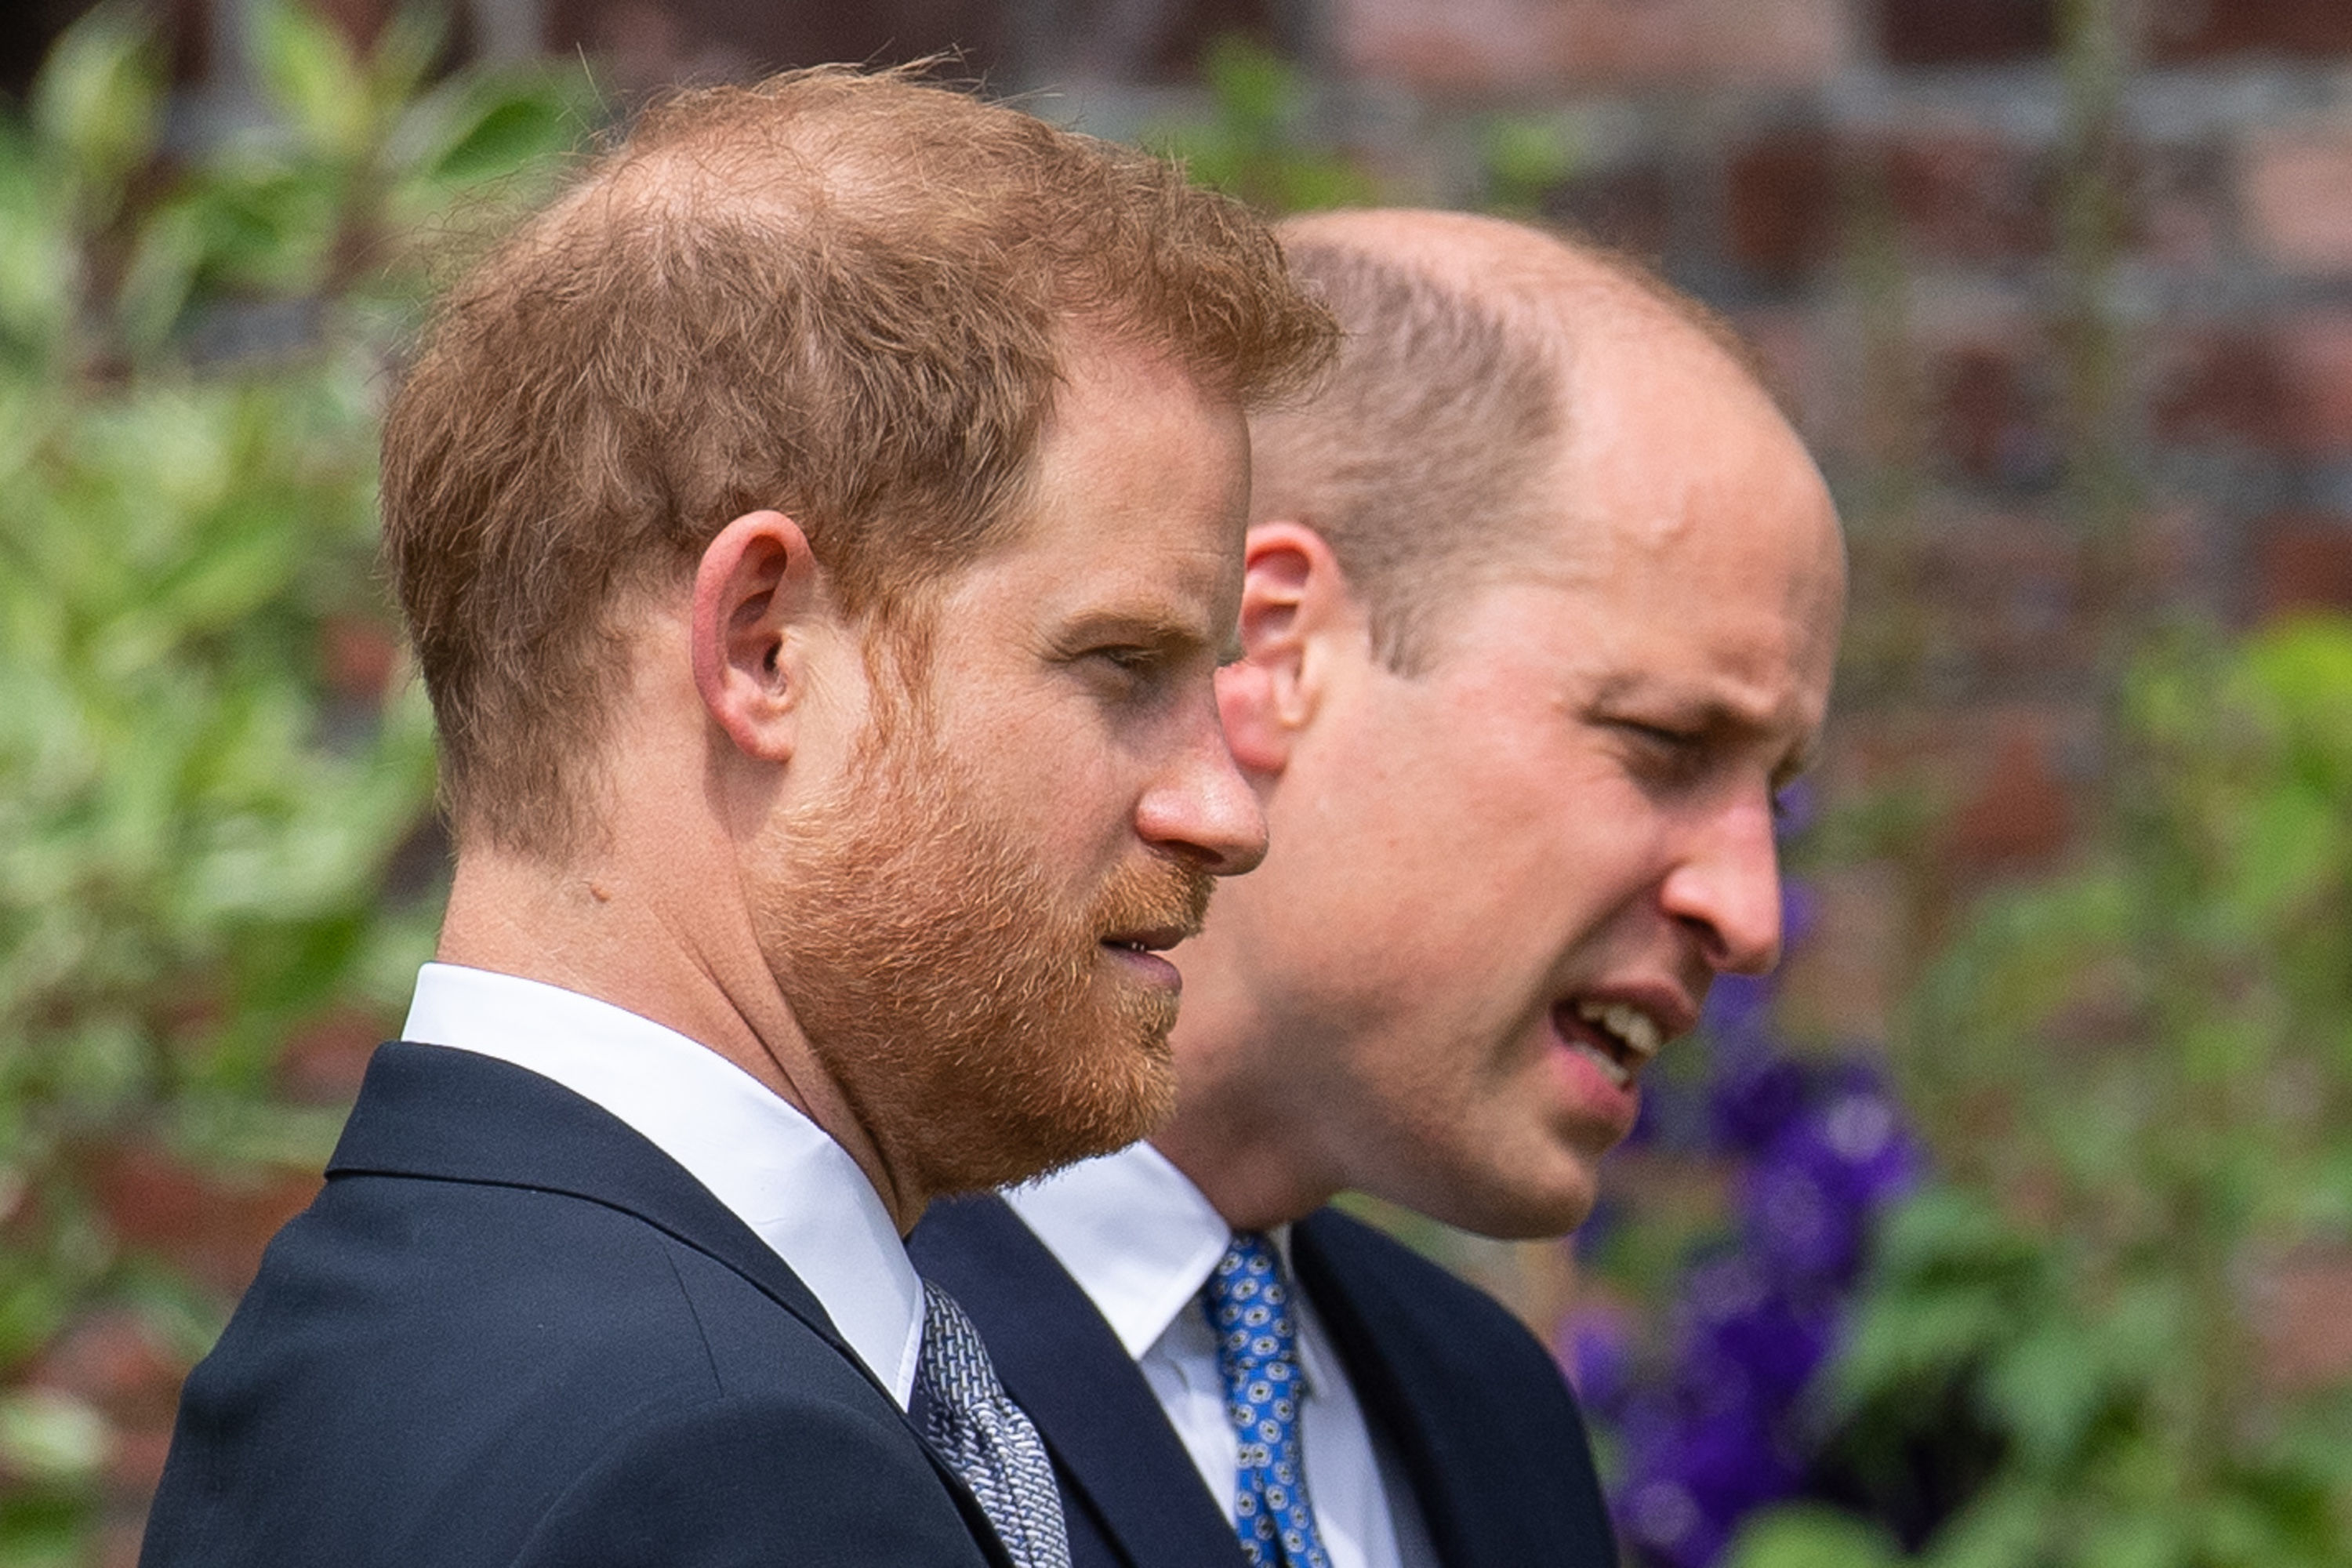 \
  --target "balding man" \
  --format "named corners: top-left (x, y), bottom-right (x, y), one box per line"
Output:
top-left (913, 211), bottom-right (1847, 1568)
top-left (139, 70), bottom-right (1333, 1568)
